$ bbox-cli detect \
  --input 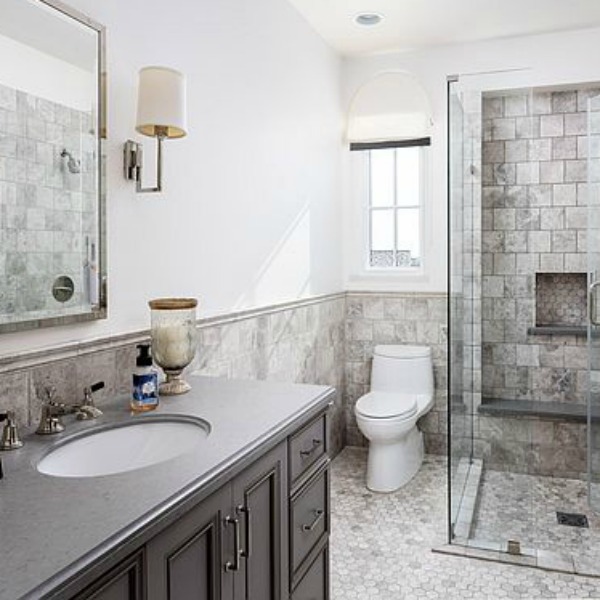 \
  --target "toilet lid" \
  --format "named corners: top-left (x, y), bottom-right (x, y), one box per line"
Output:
top-left (355, 392), bottom-right (418, 419)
